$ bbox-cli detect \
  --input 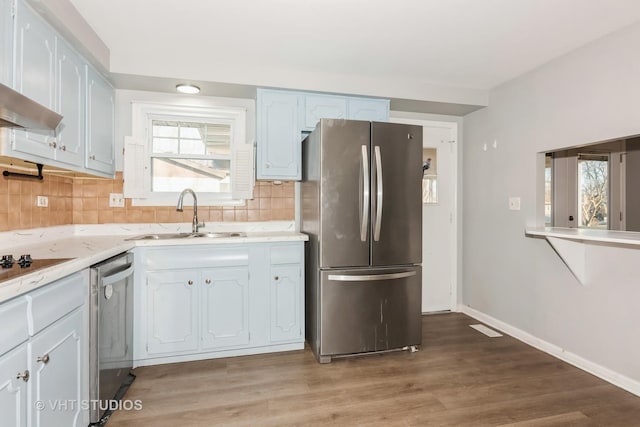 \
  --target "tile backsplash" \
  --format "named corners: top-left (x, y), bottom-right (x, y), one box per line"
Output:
top-left (0, 169), bottom-right (294, 232)
top-left (0, 171), bottom-right (73, 231)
